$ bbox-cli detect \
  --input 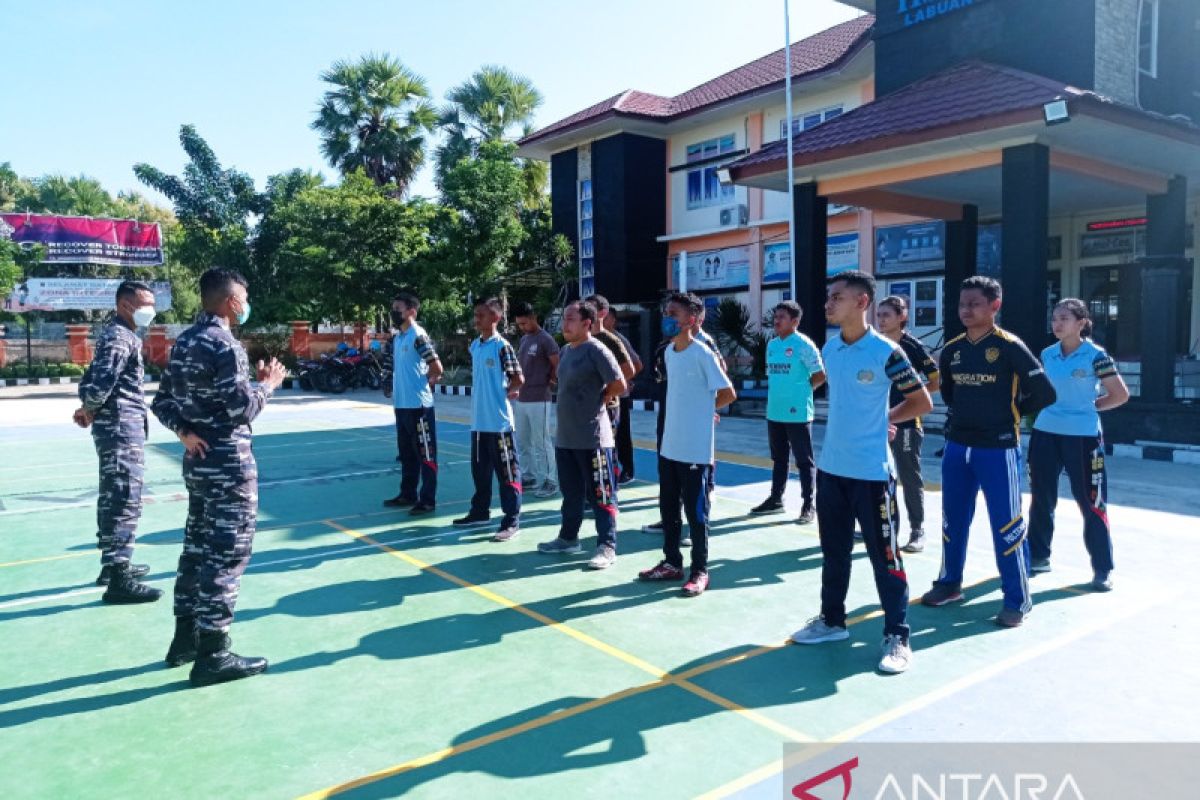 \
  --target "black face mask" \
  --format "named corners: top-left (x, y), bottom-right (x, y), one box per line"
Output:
top-left (390, 310), bottom-right (405, 326)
